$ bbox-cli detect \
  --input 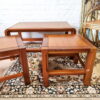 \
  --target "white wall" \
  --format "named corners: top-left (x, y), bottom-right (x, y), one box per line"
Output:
top-left (0, 0), bottom-right (82, 37)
